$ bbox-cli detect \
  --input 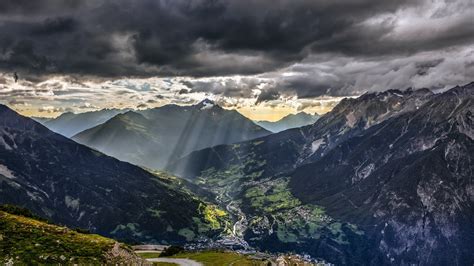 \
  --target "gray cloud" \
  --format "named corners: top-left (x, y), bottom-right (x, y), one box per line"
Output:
top-left (184, 78), bottom-right (262, 98)
top-left (256, 88), bottom-right (280, 104)
top-left (261, 47), bottom-right (474, 98)
top-left (178, 88), bottom-right (191, 94)
top-left (0, 0), bottom-right (471, 108)
top-left (0, 0), bottom-right (471, 80)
